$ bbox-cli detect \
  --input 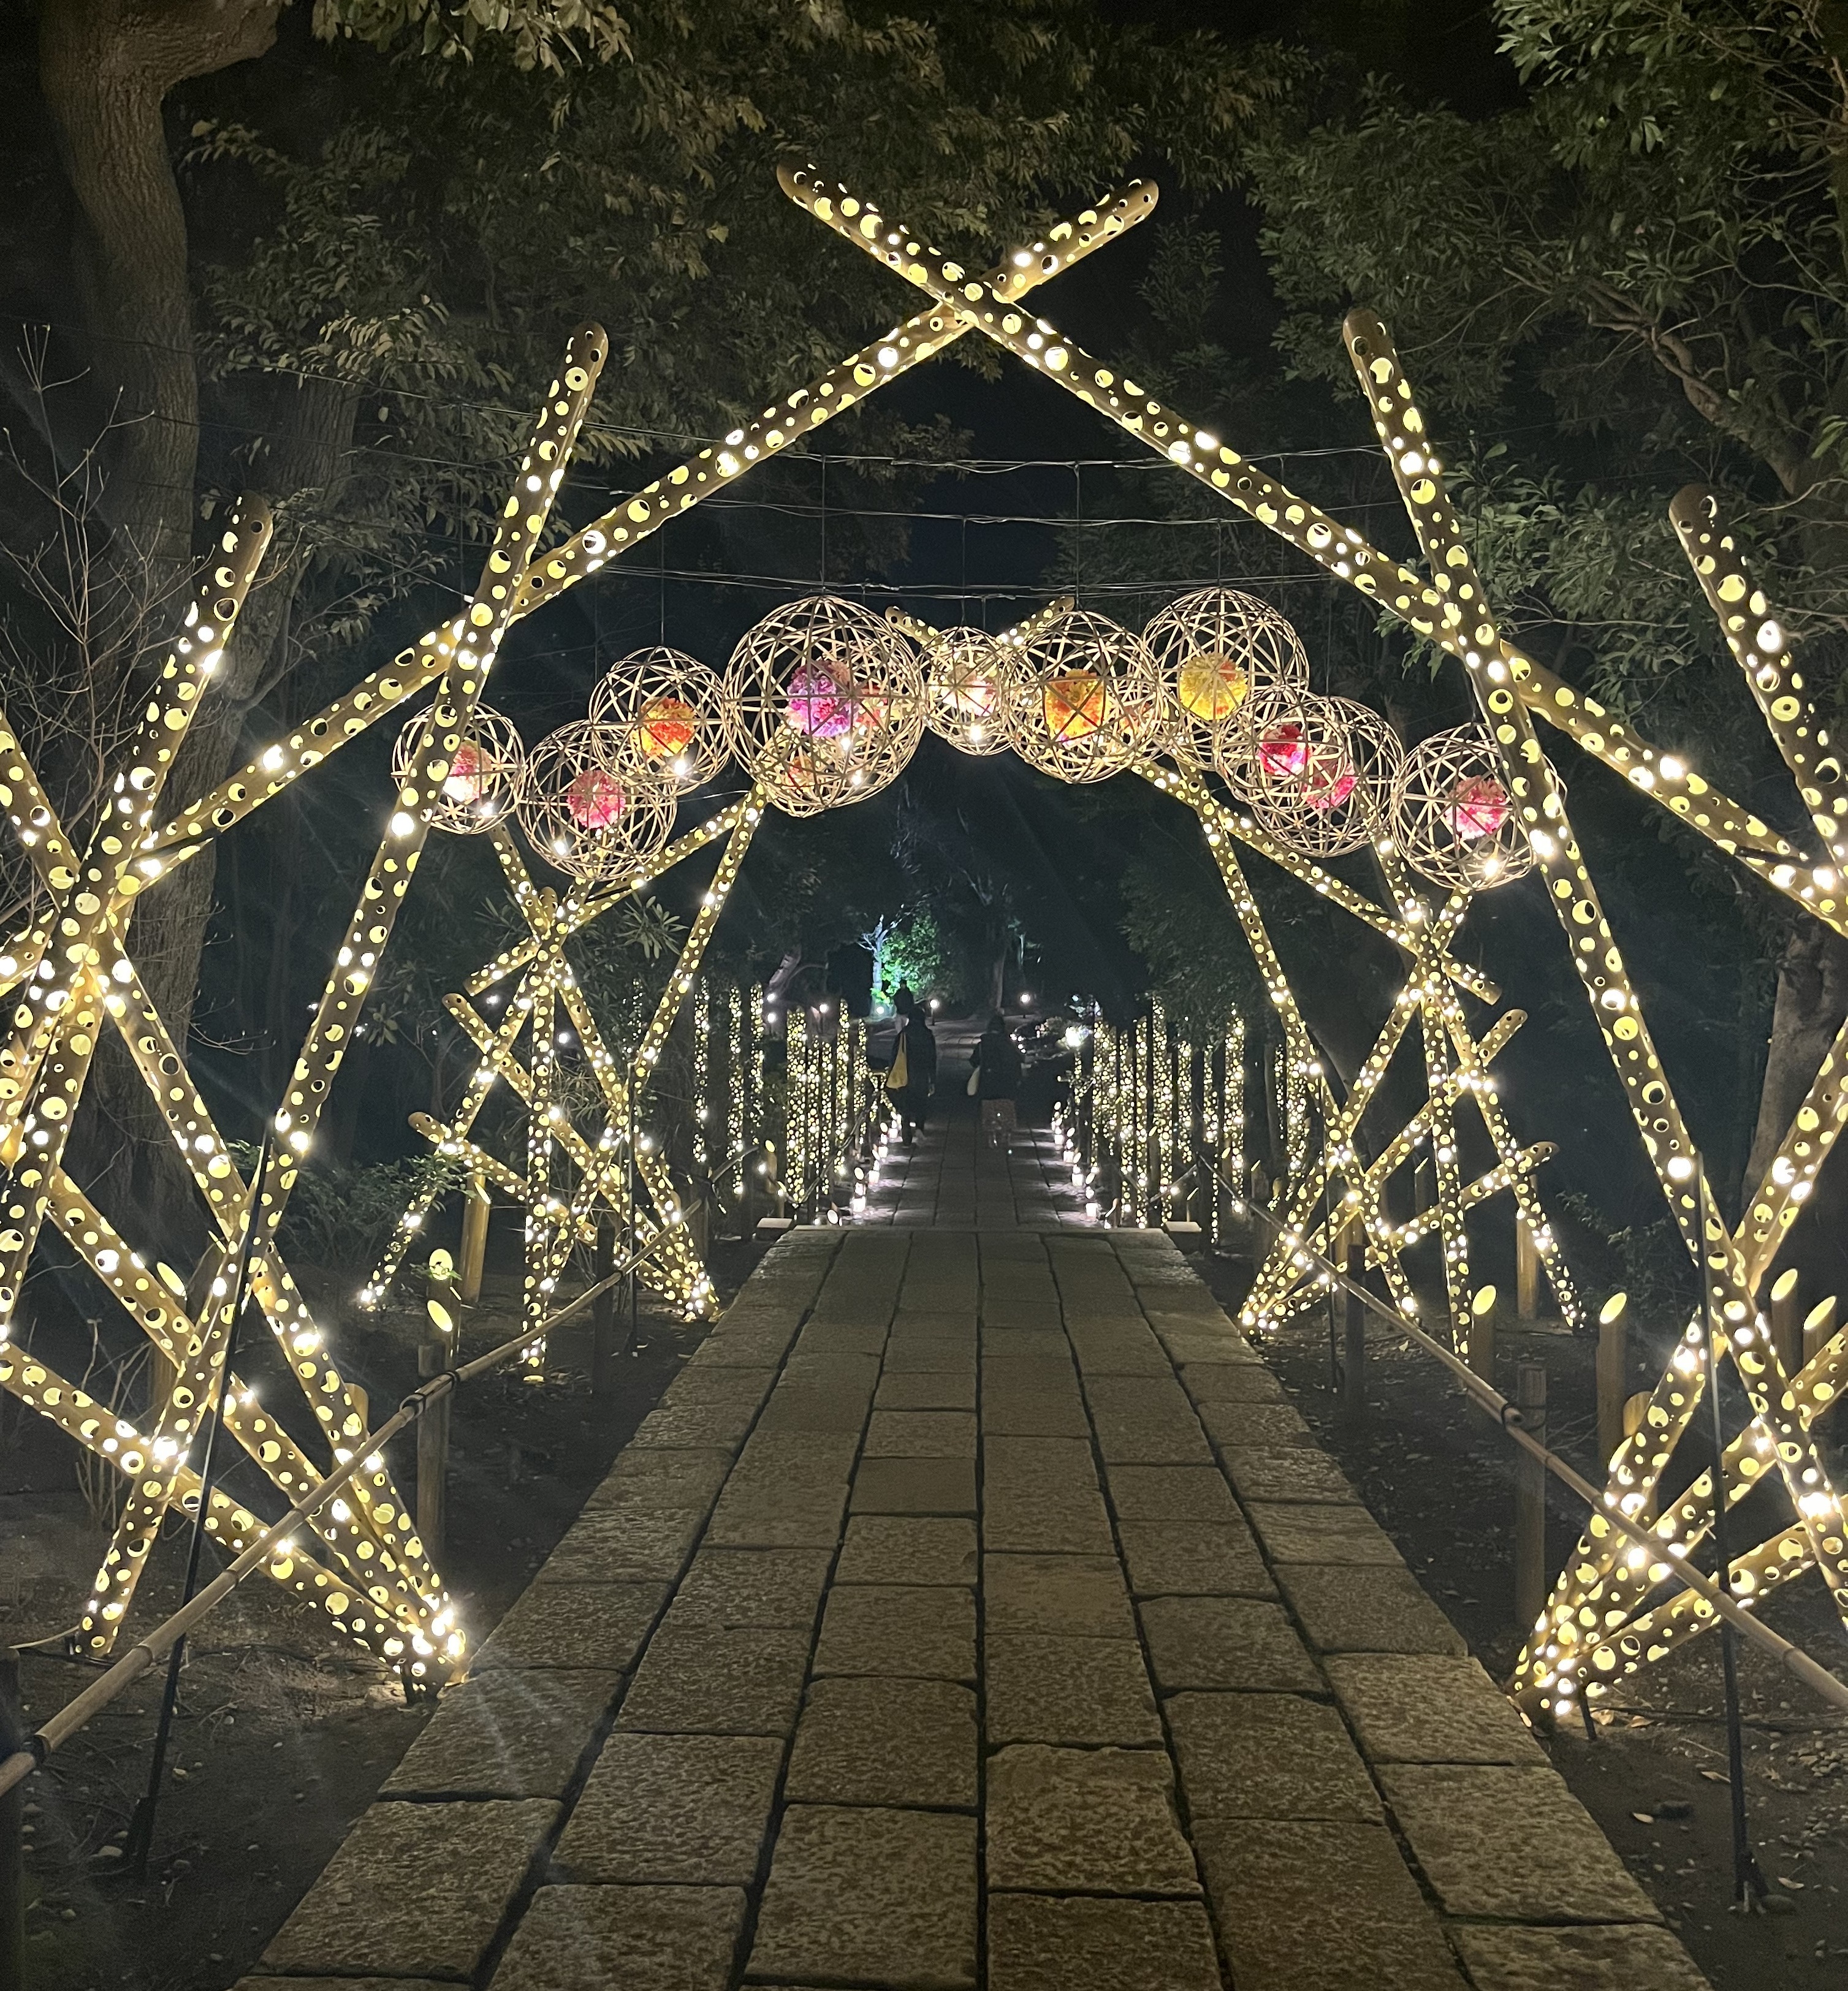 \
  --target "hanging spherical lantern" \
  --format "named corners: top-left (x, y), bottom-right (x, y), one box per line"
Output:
top-left (728, 596), bottom-right (925, 816)
top-left (1006, 609), bottom-right (1161, 783)
top-left (1143, 586), bottom-right (1309, 771)
top-left (917, 625), bottom-right (1014, 756)
top-left (389, 706), bottom-right (525, 835)
top-left (1214, 681), bottom-right (1304, 802)
top-left (588, 645), bottom-right (736, 791)
top-left (1241, 691), bottom-right (1404, 859)
top-left (517, 720), bottom-right (676, 879)
top-left (1392, 726), bottom-right (1533, 893)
